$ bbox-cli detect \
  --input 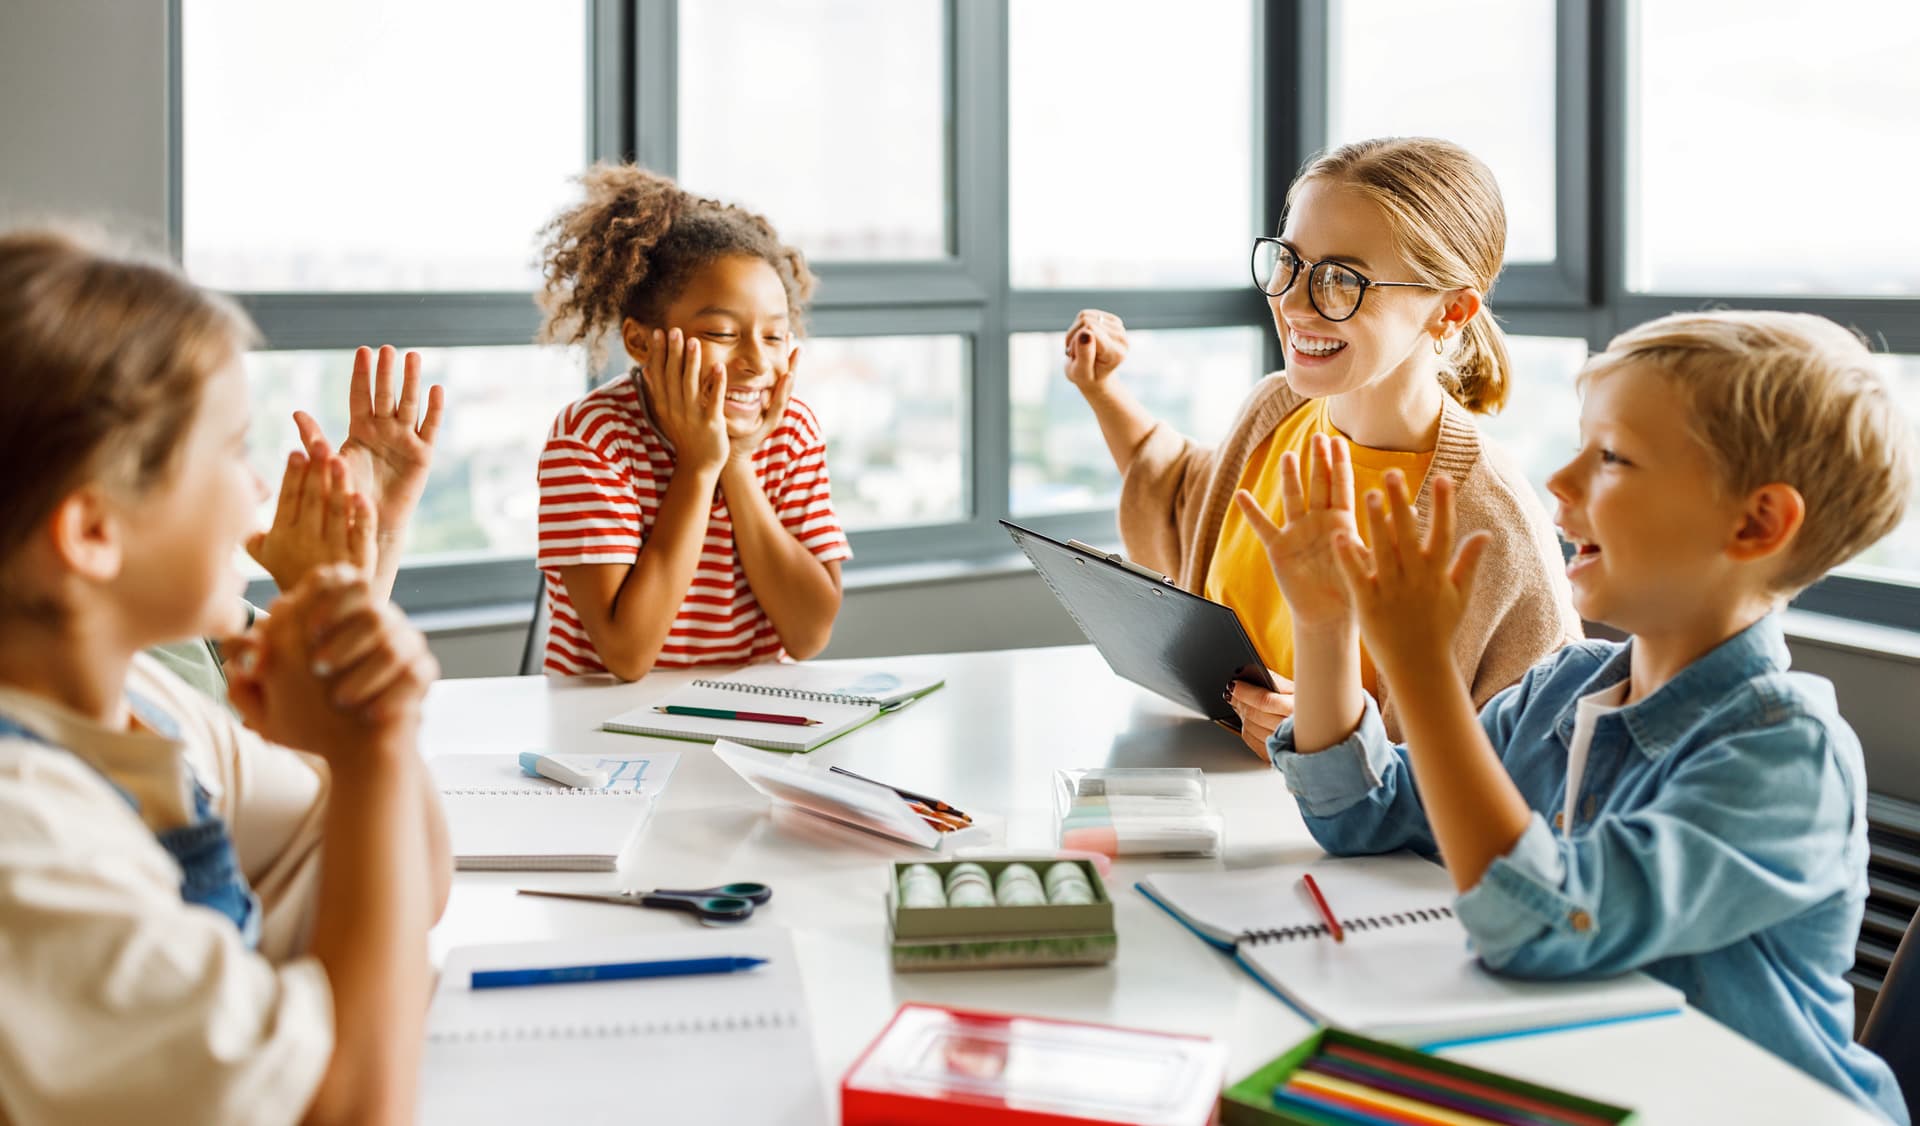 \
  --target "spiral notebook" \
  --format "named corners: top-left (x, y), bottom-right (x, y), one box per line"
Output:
top-left (703, 662), bottom-right (945, 709)
top-left (419, 928), bottom-right (826, 1126)
top-left (602, 685), bottom-right (883, 753)
top-left (1139, 853), bottom-right (1684, 1047)
top-left (429, 752), bottom-right (677, 870)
